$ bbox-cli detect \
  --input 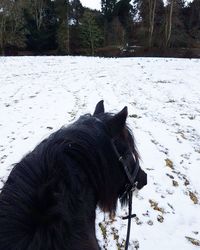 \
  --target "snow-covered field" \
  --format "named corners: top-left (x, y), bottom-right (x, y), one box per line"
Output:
top-left (0, 56), bottom-right (200, 249)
